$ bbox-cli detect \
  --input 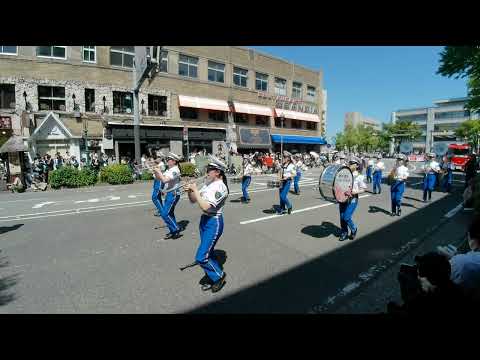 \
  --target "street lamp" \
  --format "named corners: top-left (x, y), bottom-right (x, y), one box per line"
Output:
top-left (22, 91), bottom-right (28, 111)
top-left (280, 115), bottom-right (285, 162)
top-left (141, 98), bottom-right (145, 115)
top-left (102, 96), bottom-right (106, 113)
top-left (72, 93), bottom-right (77, 111)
